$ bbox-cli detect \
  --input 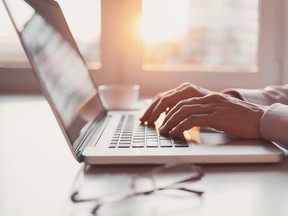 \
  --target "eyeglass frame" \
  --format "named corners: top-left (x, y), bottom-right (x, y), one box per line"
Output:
top-left (71, 163), bottom-right (205, 215)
